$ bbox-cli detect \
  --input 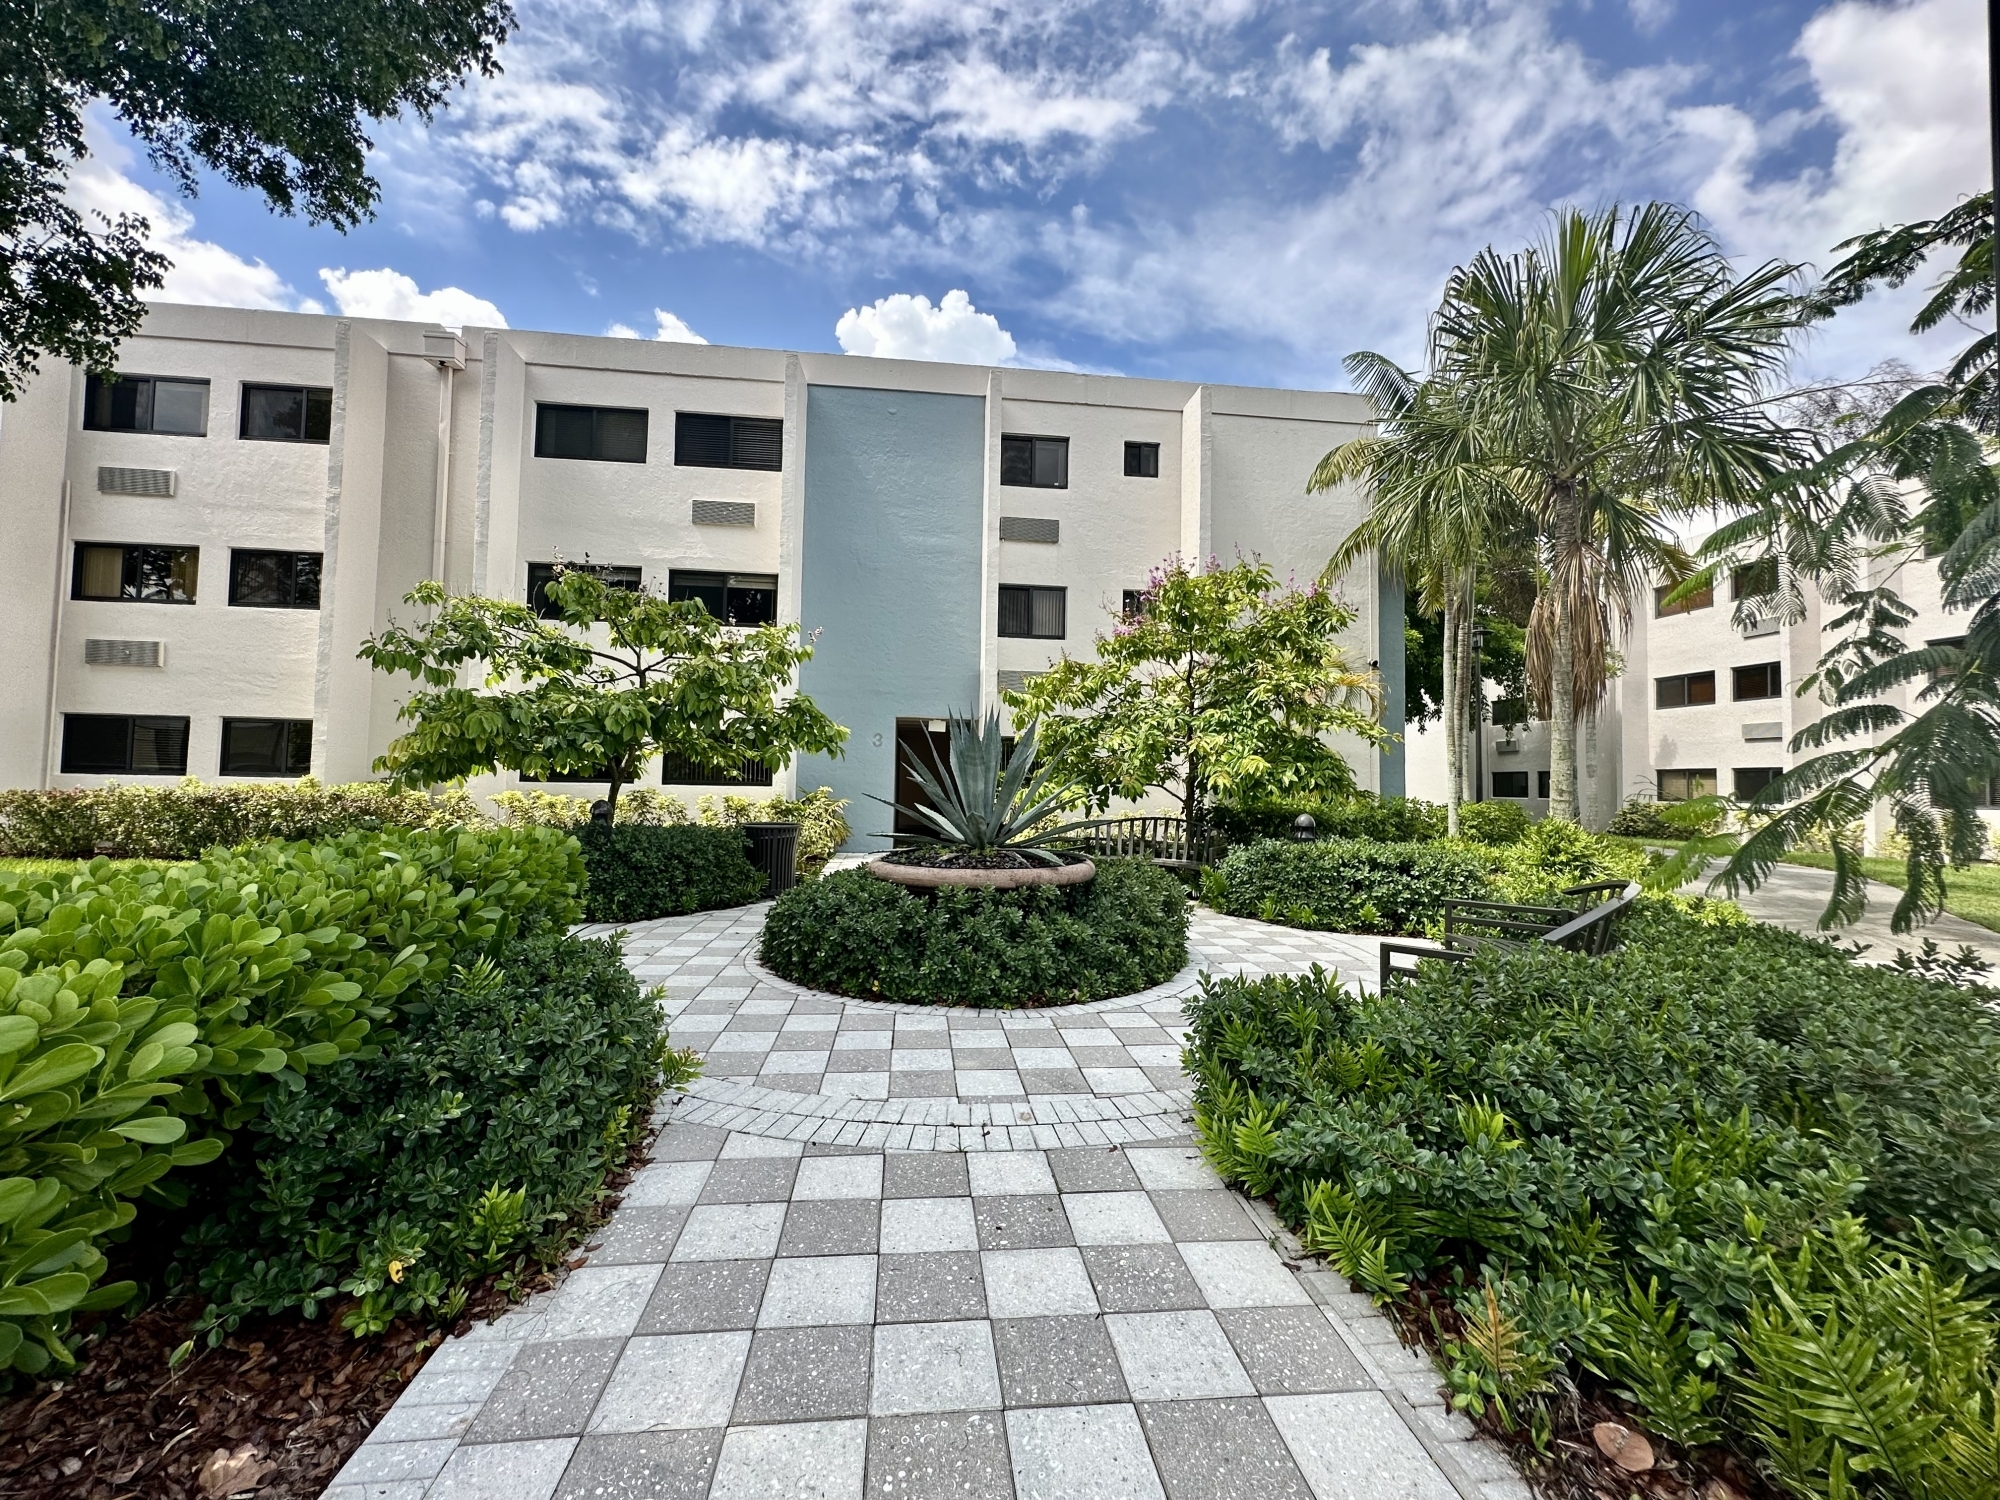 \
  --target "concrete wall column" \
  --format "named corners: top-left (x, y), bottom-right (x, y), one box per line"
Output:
top-left (312, 323), bottom-right (389, 781)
